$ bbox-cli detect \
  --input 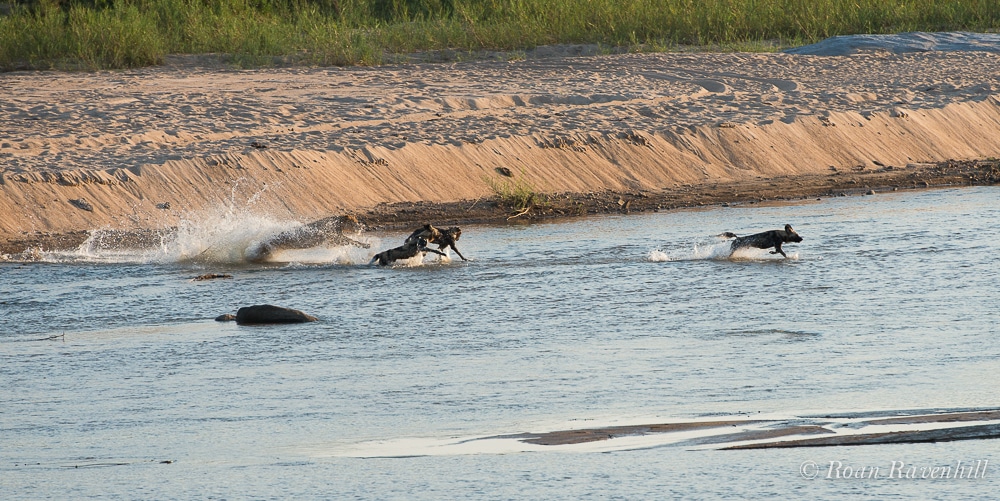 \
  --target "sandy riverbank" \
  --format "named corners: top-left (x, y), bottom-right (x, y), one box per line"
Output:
top-left (2, 40), bottom-right (999, 257)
